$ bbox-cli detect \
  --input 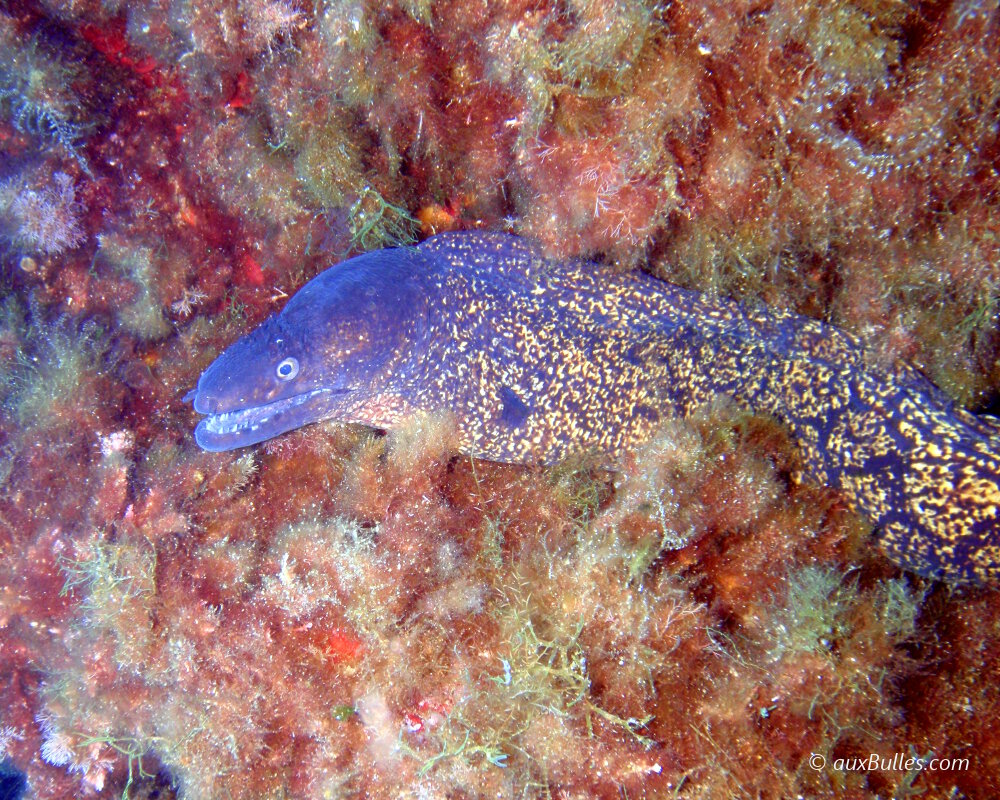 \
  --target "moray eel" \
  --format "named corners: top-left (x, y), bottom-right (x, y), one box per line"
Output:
top-left (189, 231), bottom-right (1000, 583)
